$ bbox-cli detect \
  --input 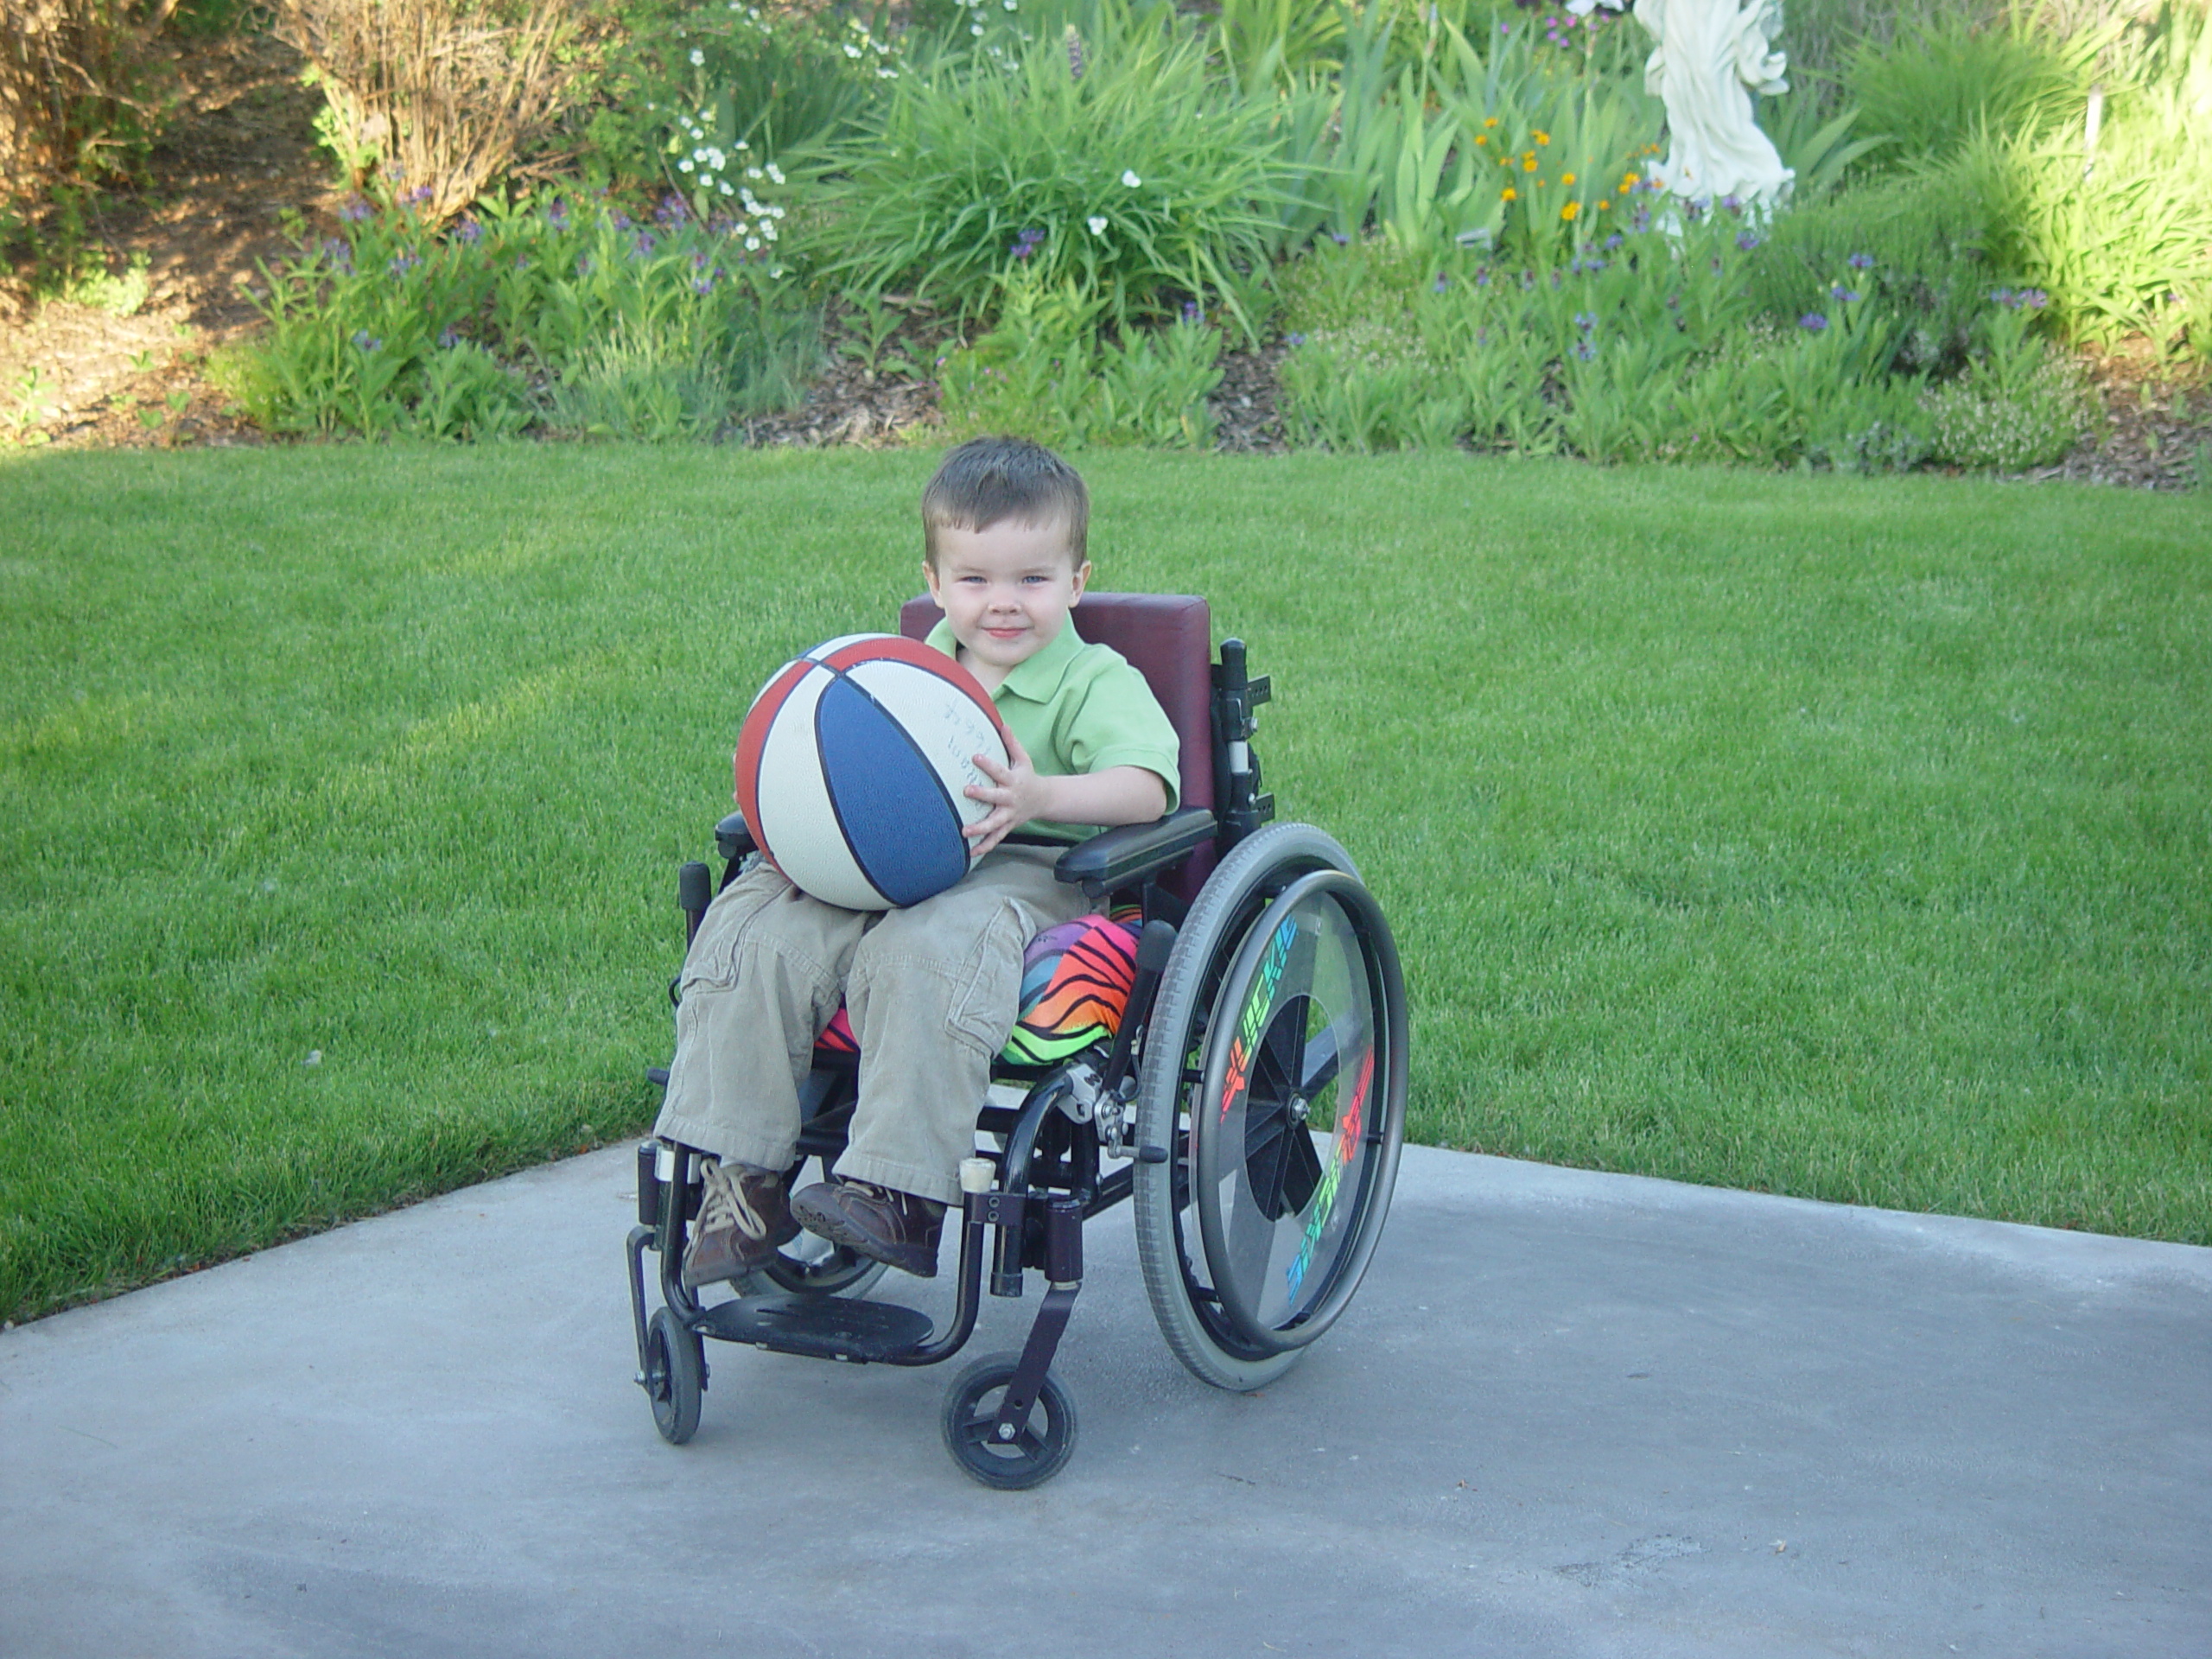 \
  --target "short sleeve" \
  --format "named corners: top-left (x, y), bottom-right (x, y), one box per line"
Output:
top-left (1062, 654), bottom-right (1180, 814)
